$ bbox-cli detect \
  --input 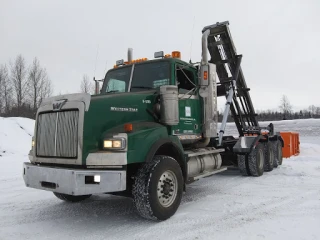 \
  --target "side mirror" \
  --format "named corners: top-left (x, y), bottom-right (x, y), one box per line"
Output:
top-left (95, 80), bottom-right (100, 95)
